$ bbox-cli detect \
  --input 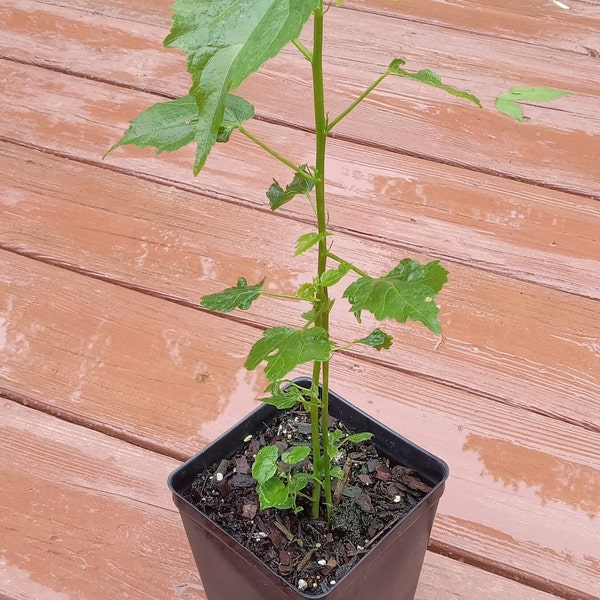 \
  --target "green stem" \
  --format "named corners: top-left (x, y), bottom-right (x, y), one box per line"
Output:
top-left (327, 70), bottom-right (390, 132)
top-left (310, 361), bottom-right (322, 519)
top-left (238, 126), bottom-right (316, 182)
top-left (311, 5), bottom-right (333, 520)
